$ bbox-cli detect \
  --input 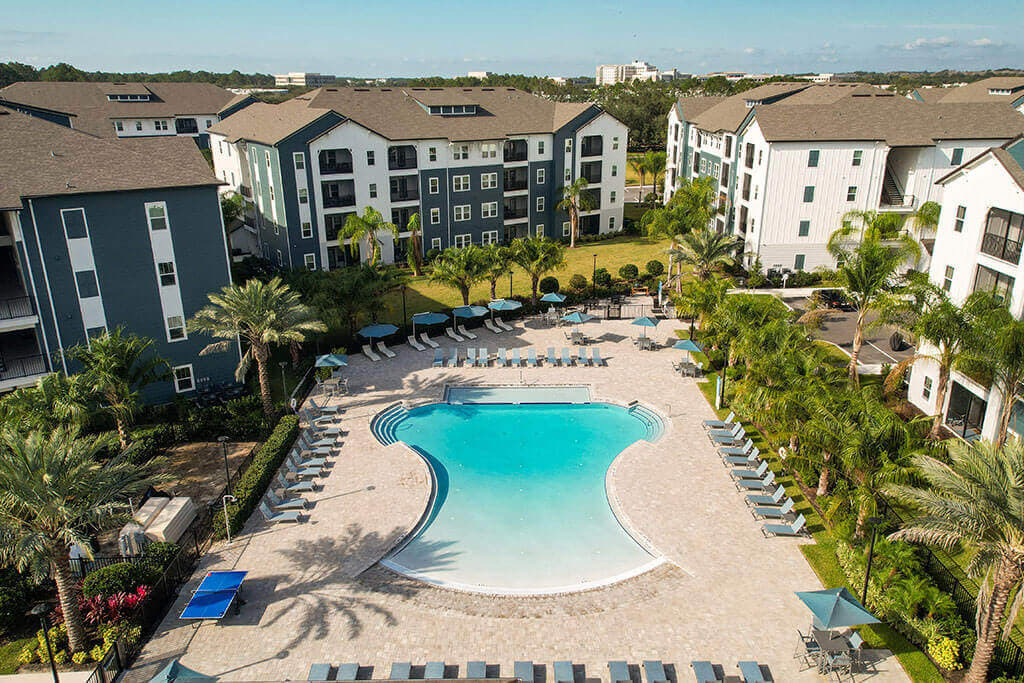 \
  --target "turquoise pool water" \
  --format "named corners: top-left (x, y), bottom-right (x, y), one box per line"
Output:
top-left (381, 399), bottom-right (663, 593)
